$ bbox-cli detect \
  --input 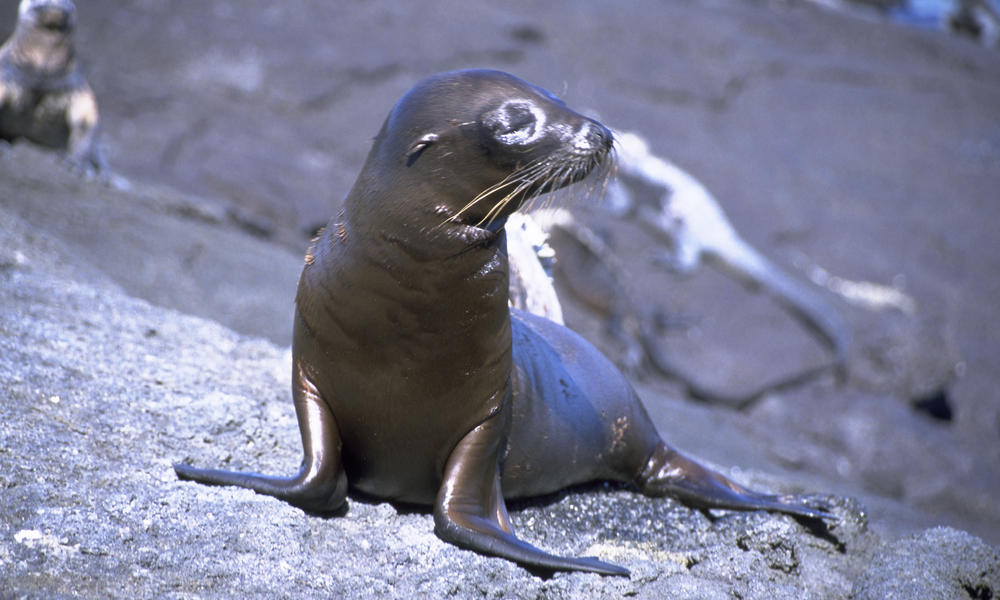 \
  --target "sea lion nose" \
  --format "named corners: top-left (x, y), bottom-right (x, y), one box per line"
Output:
top-left (35, 4), bottom-right (74, 29)
top-left (581, 119), bottom-right (613, 153)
